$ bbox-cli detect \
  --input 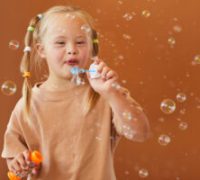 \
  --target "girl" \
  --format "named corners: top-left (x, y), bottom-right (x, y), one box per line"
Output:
top-left (2, 5), bottom-right (151, 180)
